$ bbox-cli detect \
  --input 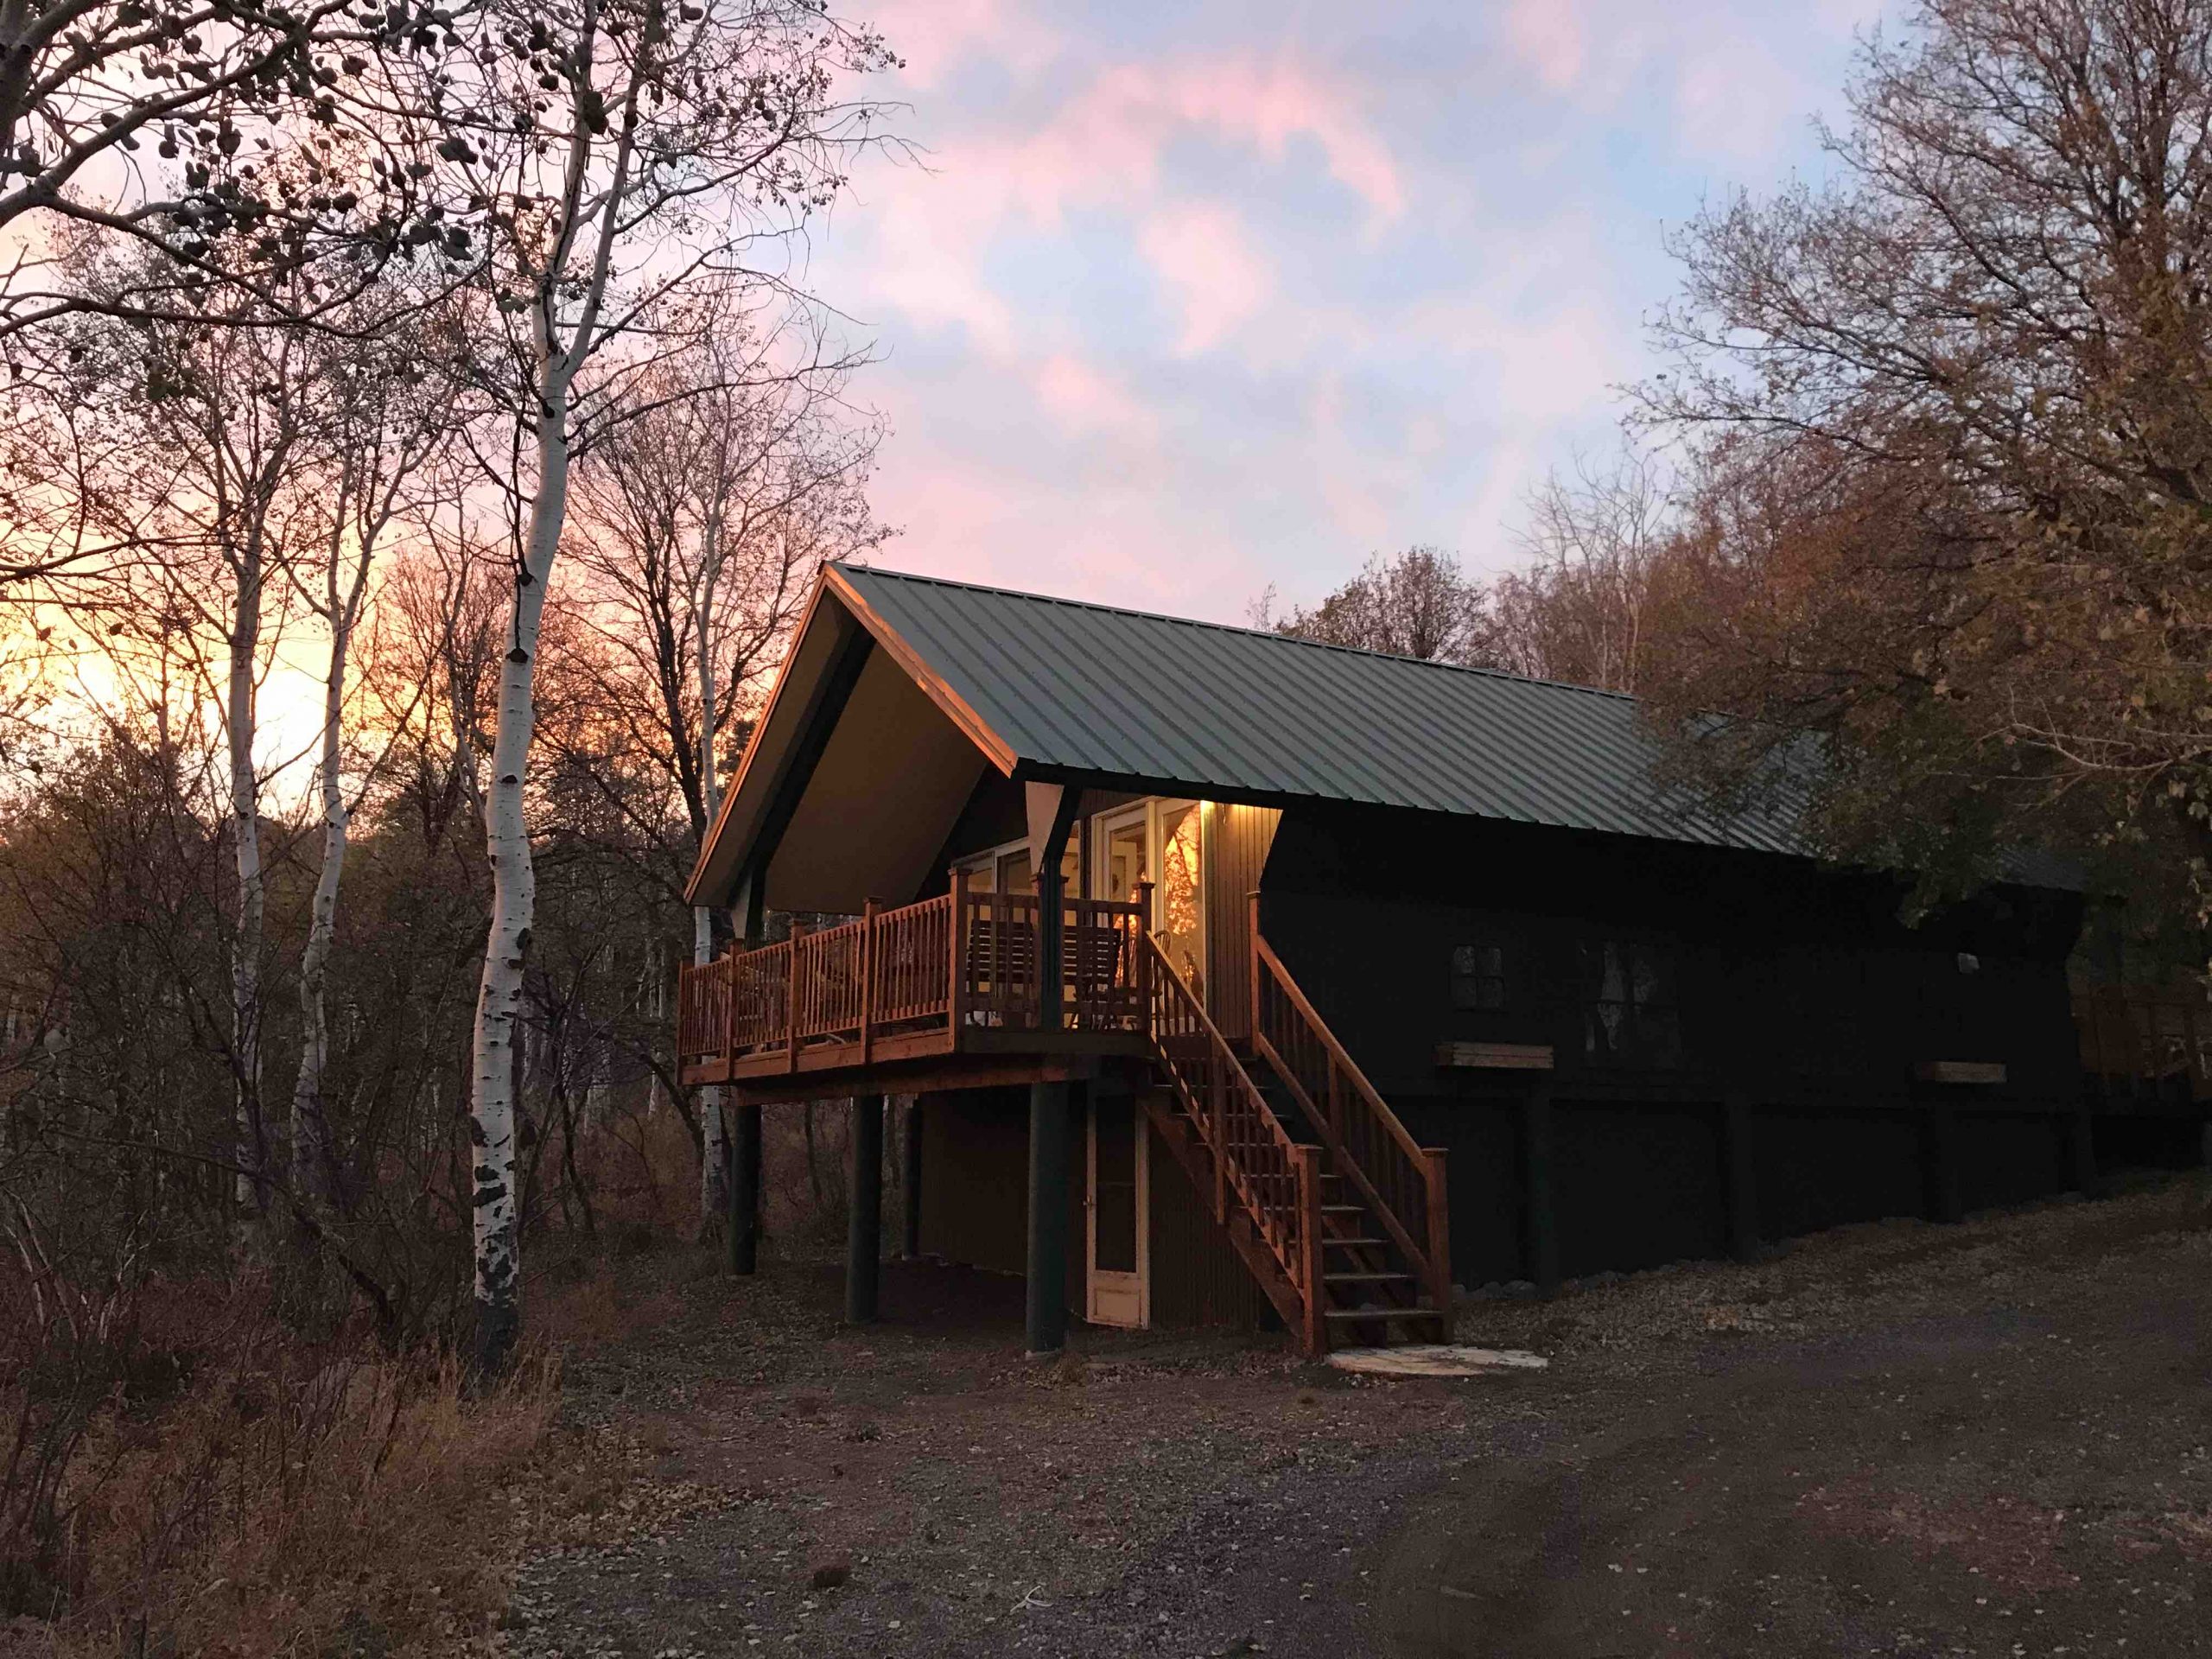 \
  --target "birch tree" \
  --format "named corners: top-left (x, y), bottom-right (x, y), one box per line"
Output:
top-left (392, 0), bottom-right (893, 1371)
top-left (287, 334), bottom-right (452, 1208)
